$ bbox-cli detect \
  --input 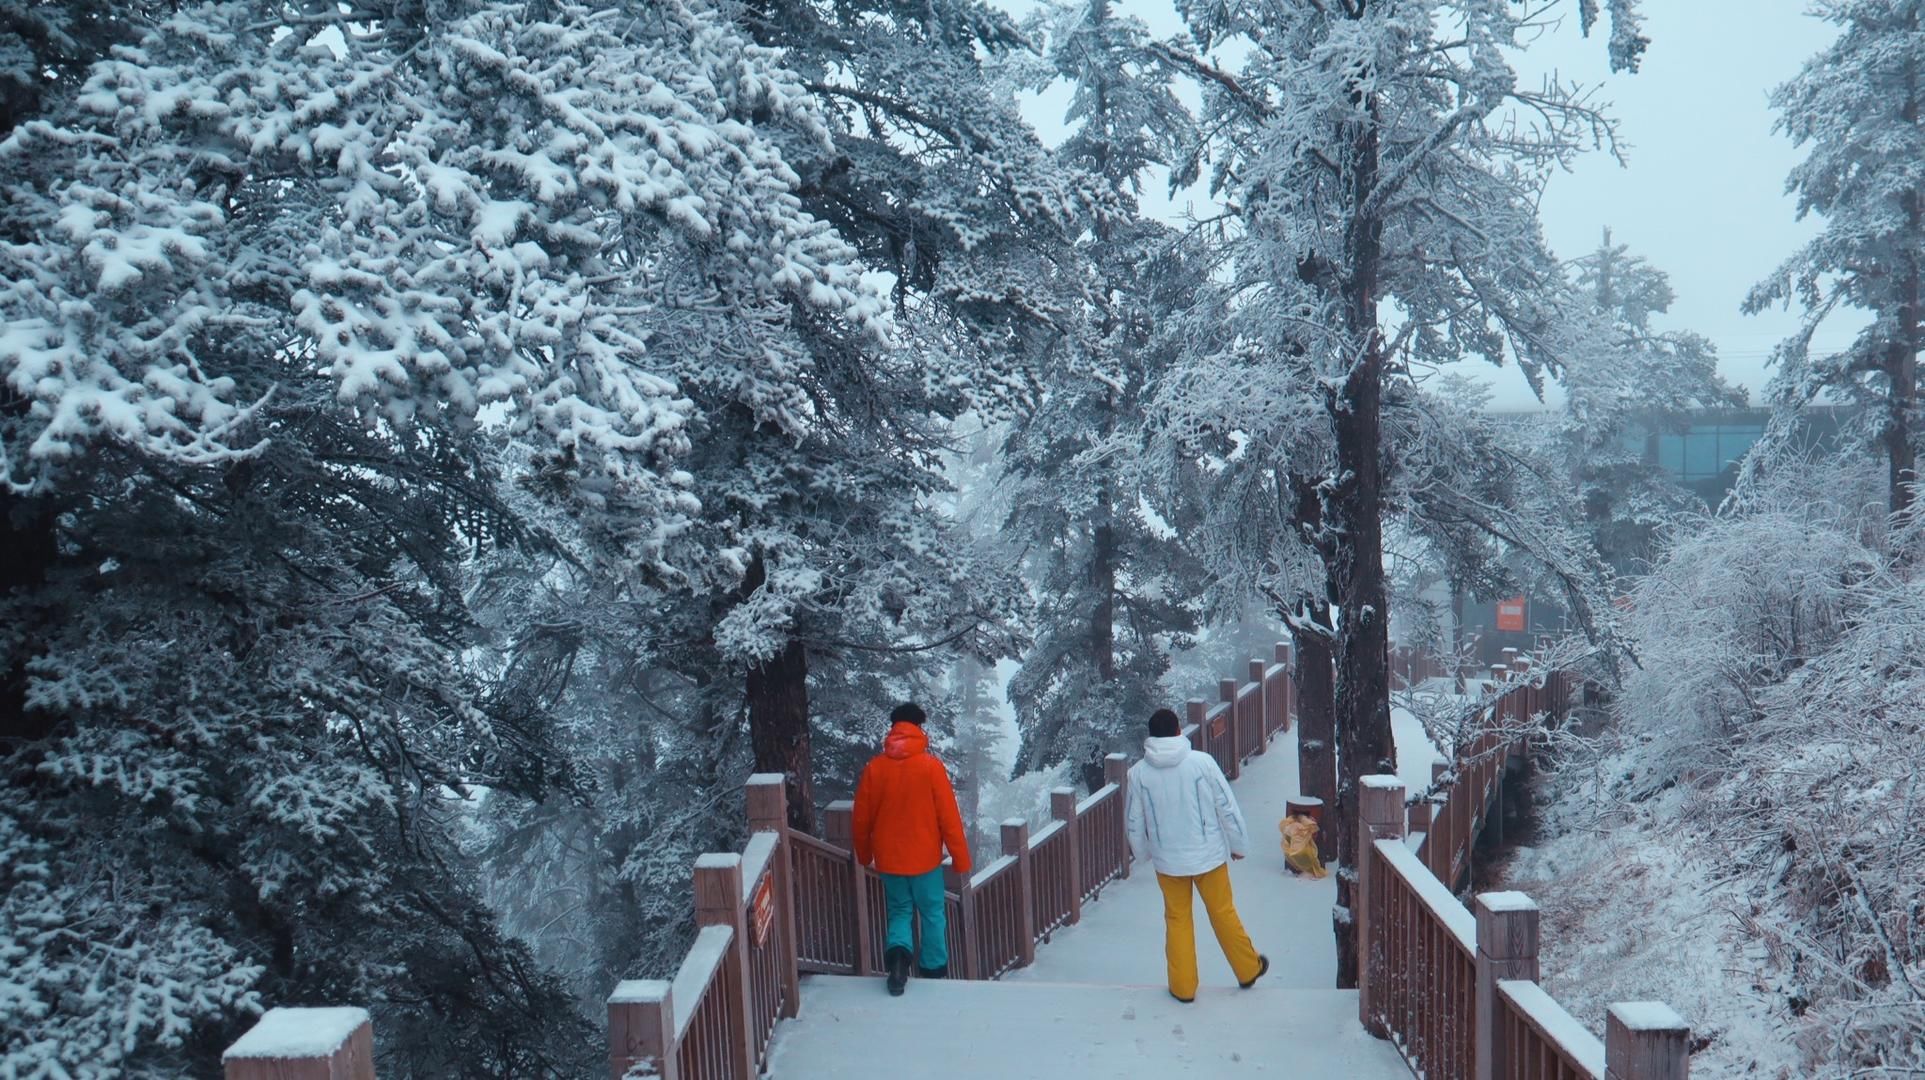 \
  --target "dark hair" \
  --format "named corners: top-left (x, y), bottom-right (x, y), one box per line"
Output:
top-left (1147, 708), bottom-right (1181, 738)
top-left (890, 702), bottom-right (927, 726)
